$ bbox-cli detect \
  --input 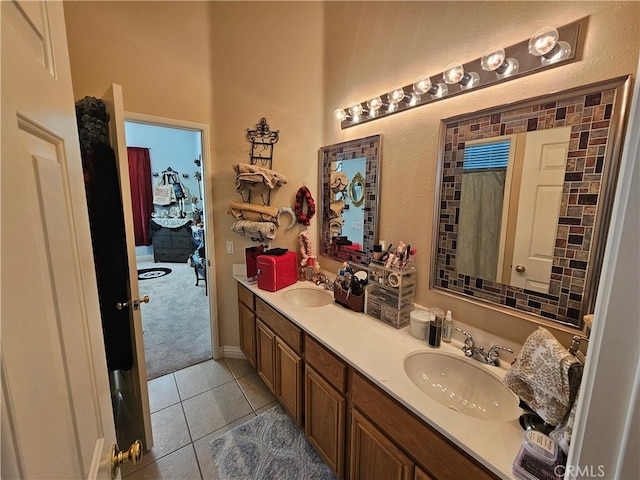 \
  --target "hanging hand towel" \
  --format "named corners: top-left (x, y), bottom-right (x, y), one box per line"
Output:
top-left (231, 220), bottom-right (278, 241)
top-left (233, 163), bottom-right (288, 191)
top-left (228, 201), bottom-right (280, 223)
top-left (504, 327), bottom-right (581, 426)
